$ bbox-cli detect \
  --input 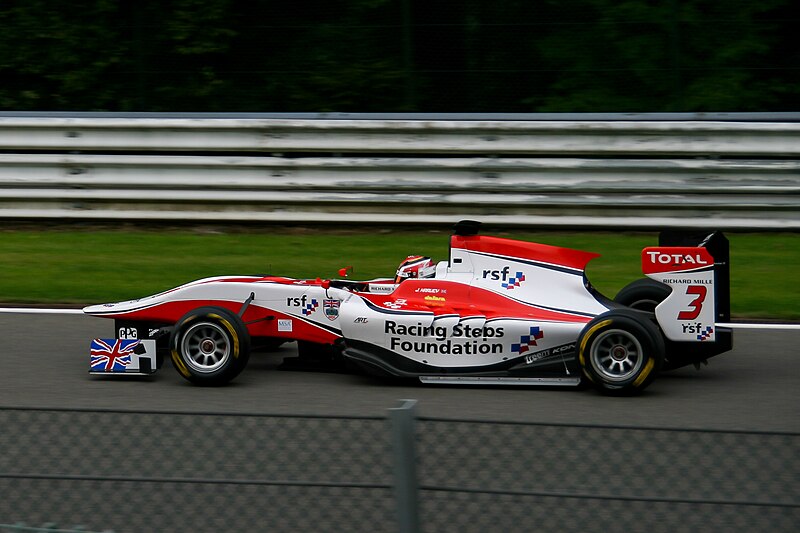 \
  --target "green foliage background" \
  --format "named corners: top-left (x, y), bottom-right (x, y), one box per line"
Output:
top-left (0, 0), bottom-right (797, 112)
top-left (0, 2), bottom-right (796, 316)
top-left (1, 229), bottom-right (797, 319)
